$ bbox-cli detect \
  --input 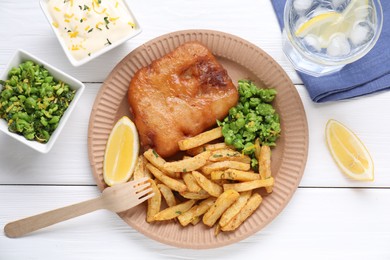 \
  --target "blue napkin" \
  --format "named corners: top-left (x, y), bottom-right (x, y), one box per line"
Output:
top-left (271, 0), bottom-right (390, 102)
